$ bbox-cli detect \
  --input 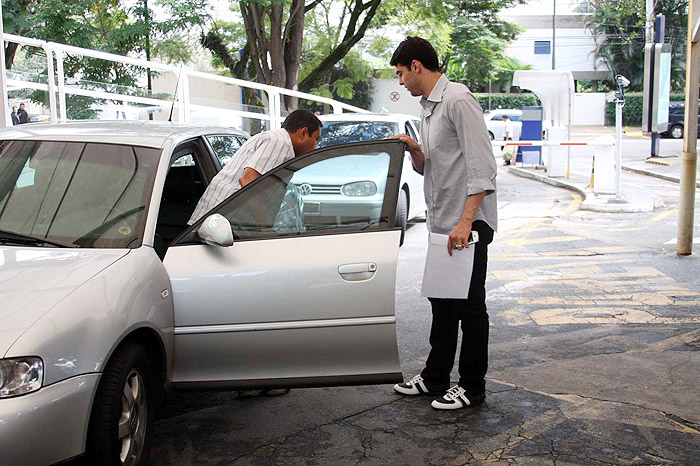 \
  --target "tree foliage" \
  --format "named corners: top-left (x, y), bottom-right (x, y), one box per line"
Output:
top-left (203, 0), bottom-right (383, 110)
top-left (3, 0), bottom-right (211, 118)
top-left (586, 0), bottom-right (688, 91)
